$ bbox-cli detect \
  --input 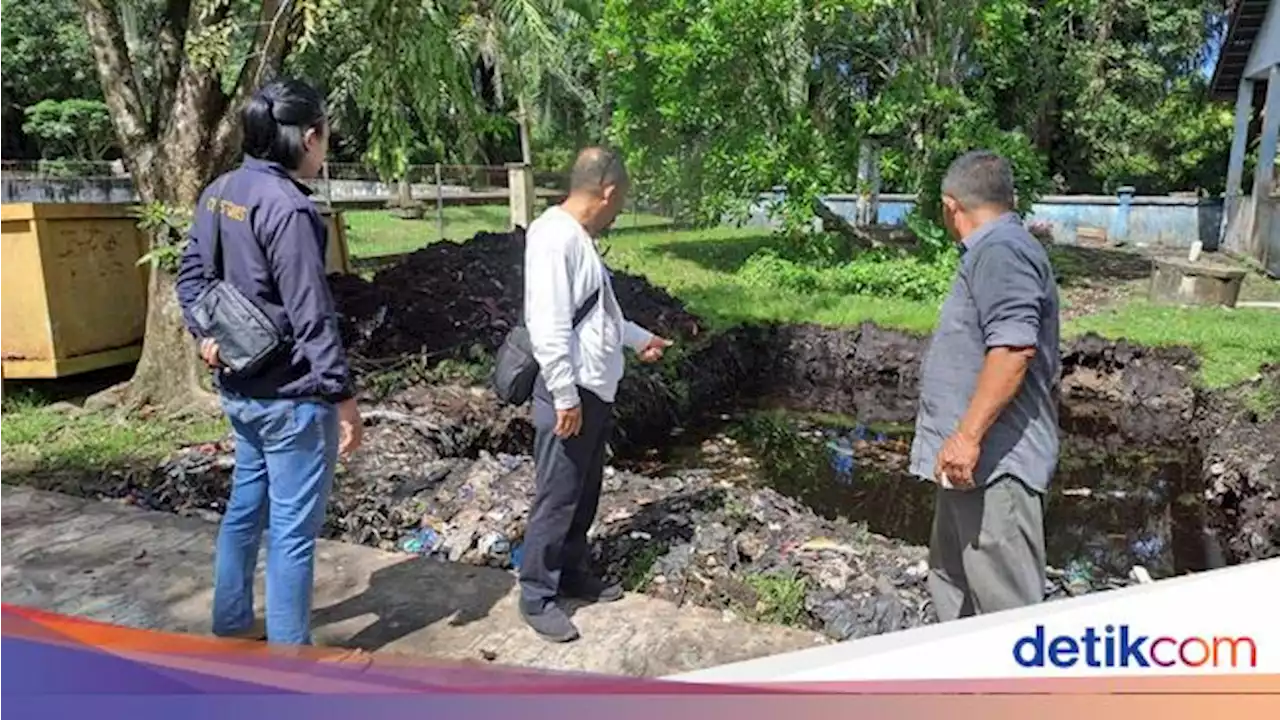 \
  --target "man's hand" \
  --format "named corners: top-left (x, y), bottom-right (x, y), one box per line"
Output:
top-left (199, 338), bottom-right (221, 368)
top-left (337, 398), bottom-right (363, 457)
top-left (934, 431), bottom-right (980, 489)
top-left (554, 406), bottom-right (582, 438)
top-left (638, 336), bottom-right (673, 363)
